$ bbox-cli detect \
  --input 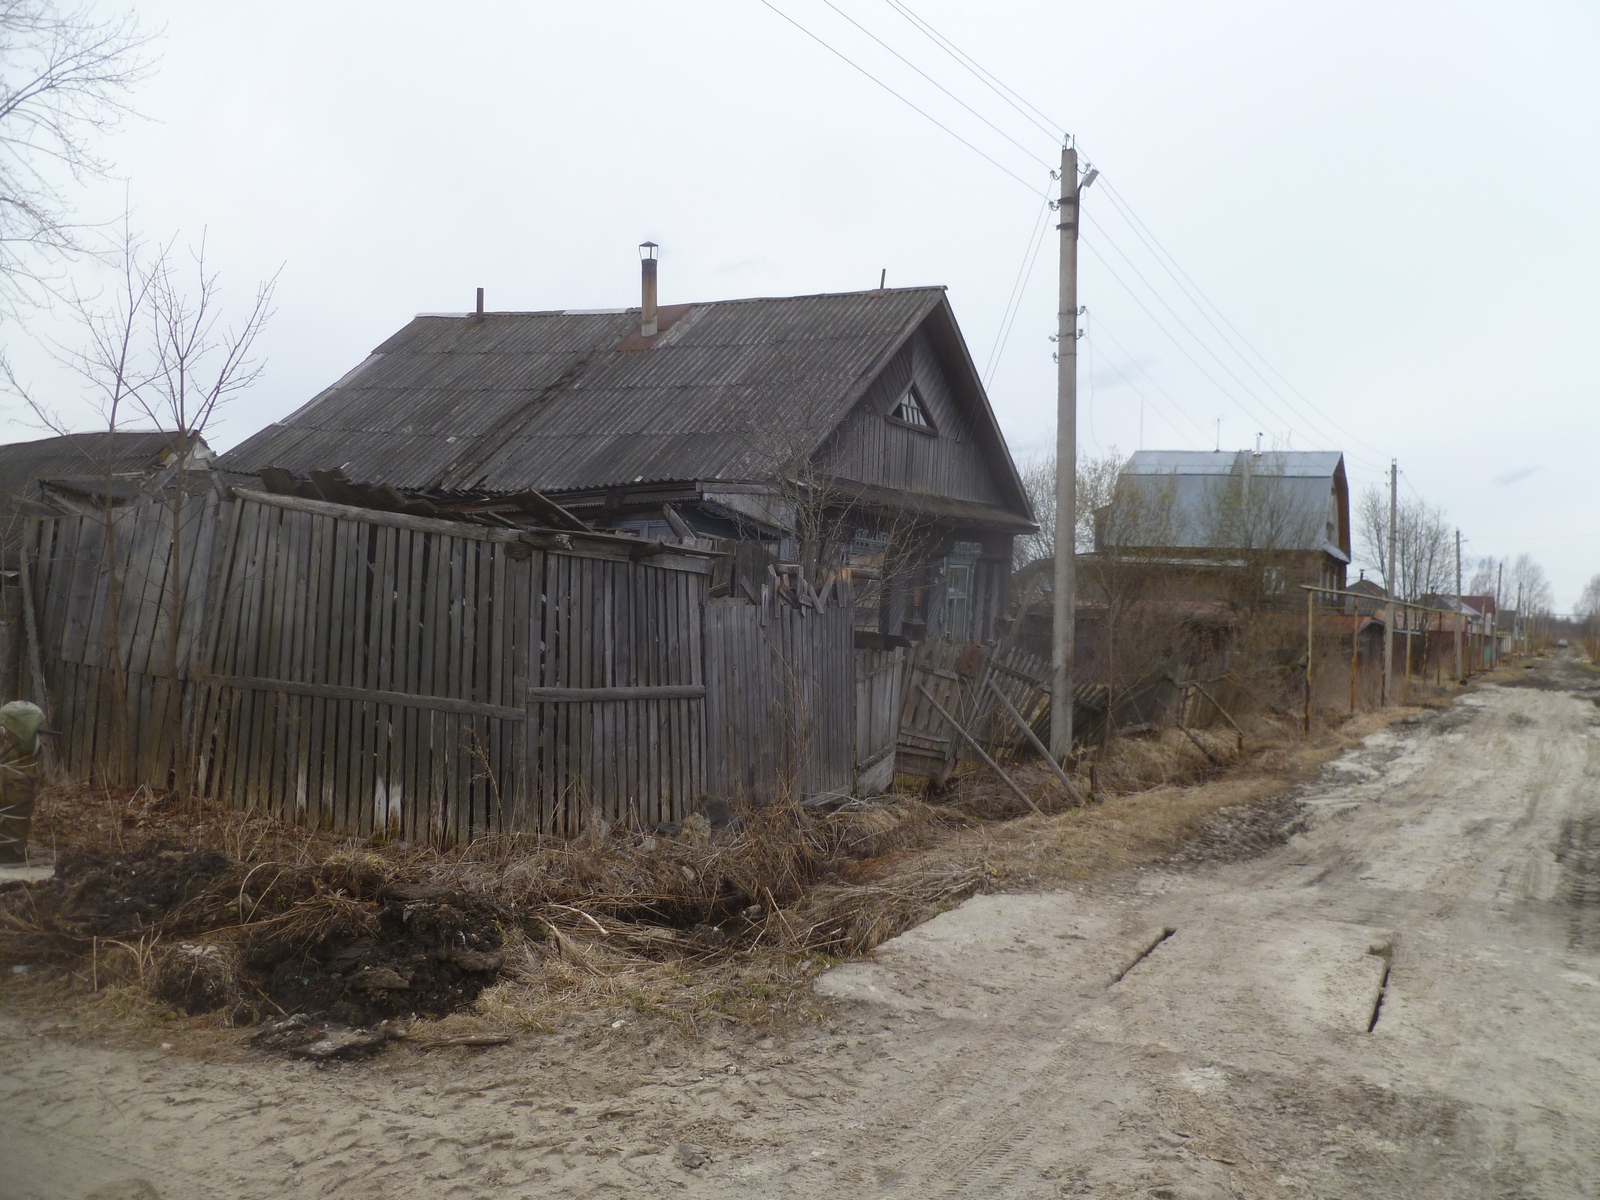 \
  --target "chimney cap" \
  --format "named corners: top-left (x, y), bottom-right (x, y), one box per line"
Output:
top-left (638, 241), bottom-right (658, 260)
